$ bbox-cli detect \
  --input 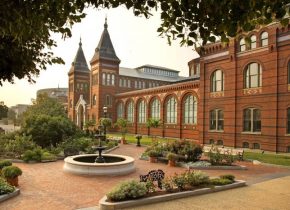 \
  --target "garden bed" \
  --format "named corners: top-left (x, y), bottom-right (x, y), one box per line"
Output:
top-left (179, 162), bottom-right (247, 170)
top-left (0, 188), bottom-right (20, 203)
top-left (99, 180), bottom-right (246, 210)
